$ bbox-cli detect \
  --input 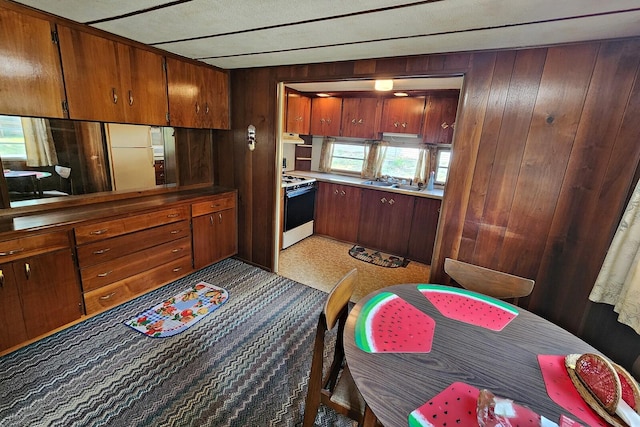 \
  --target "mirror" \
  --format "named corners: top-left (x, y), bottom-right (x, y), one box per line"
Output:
top-left (0, 115), bottom-right (176, 207)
